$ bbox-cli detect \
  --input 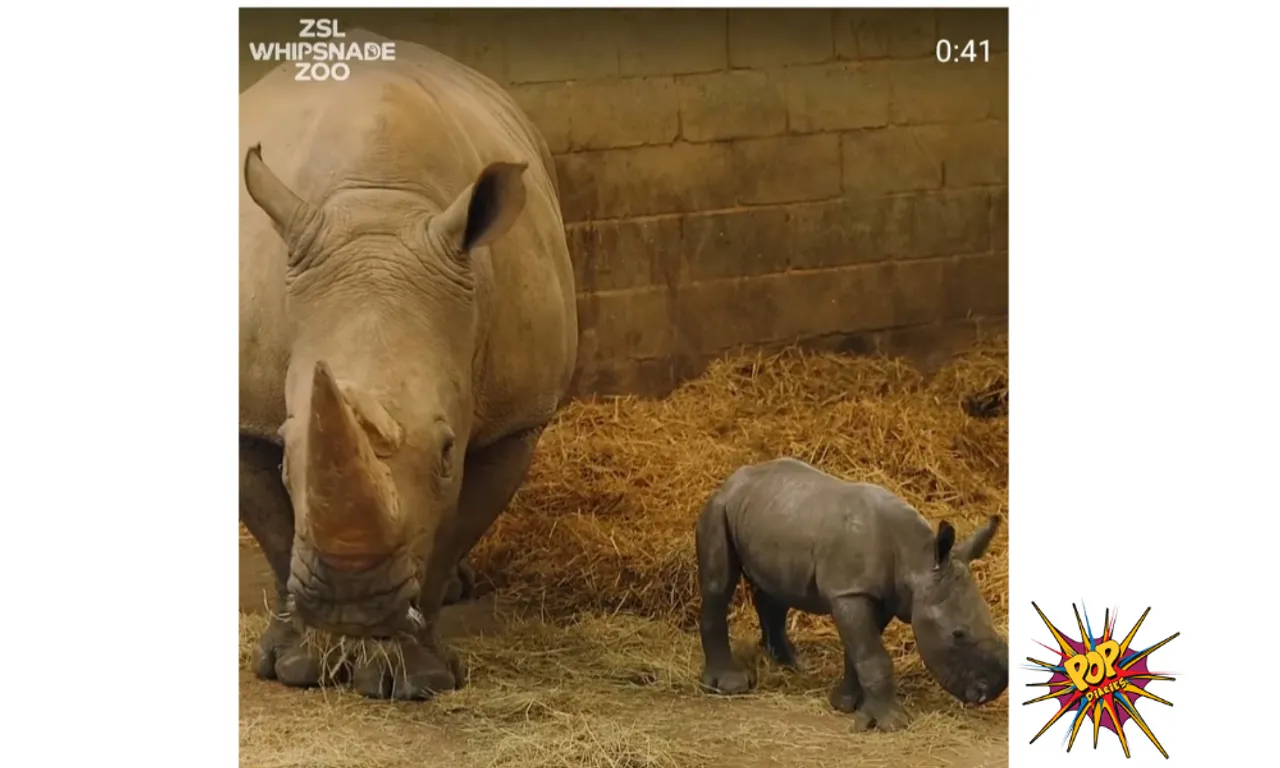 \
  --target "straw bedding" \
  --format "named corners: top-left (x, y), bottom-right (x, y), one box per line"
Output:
top-left (239, 603), bottom-right (1007, 768)
top-left (471, 335), bottom-right (1009, 653)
